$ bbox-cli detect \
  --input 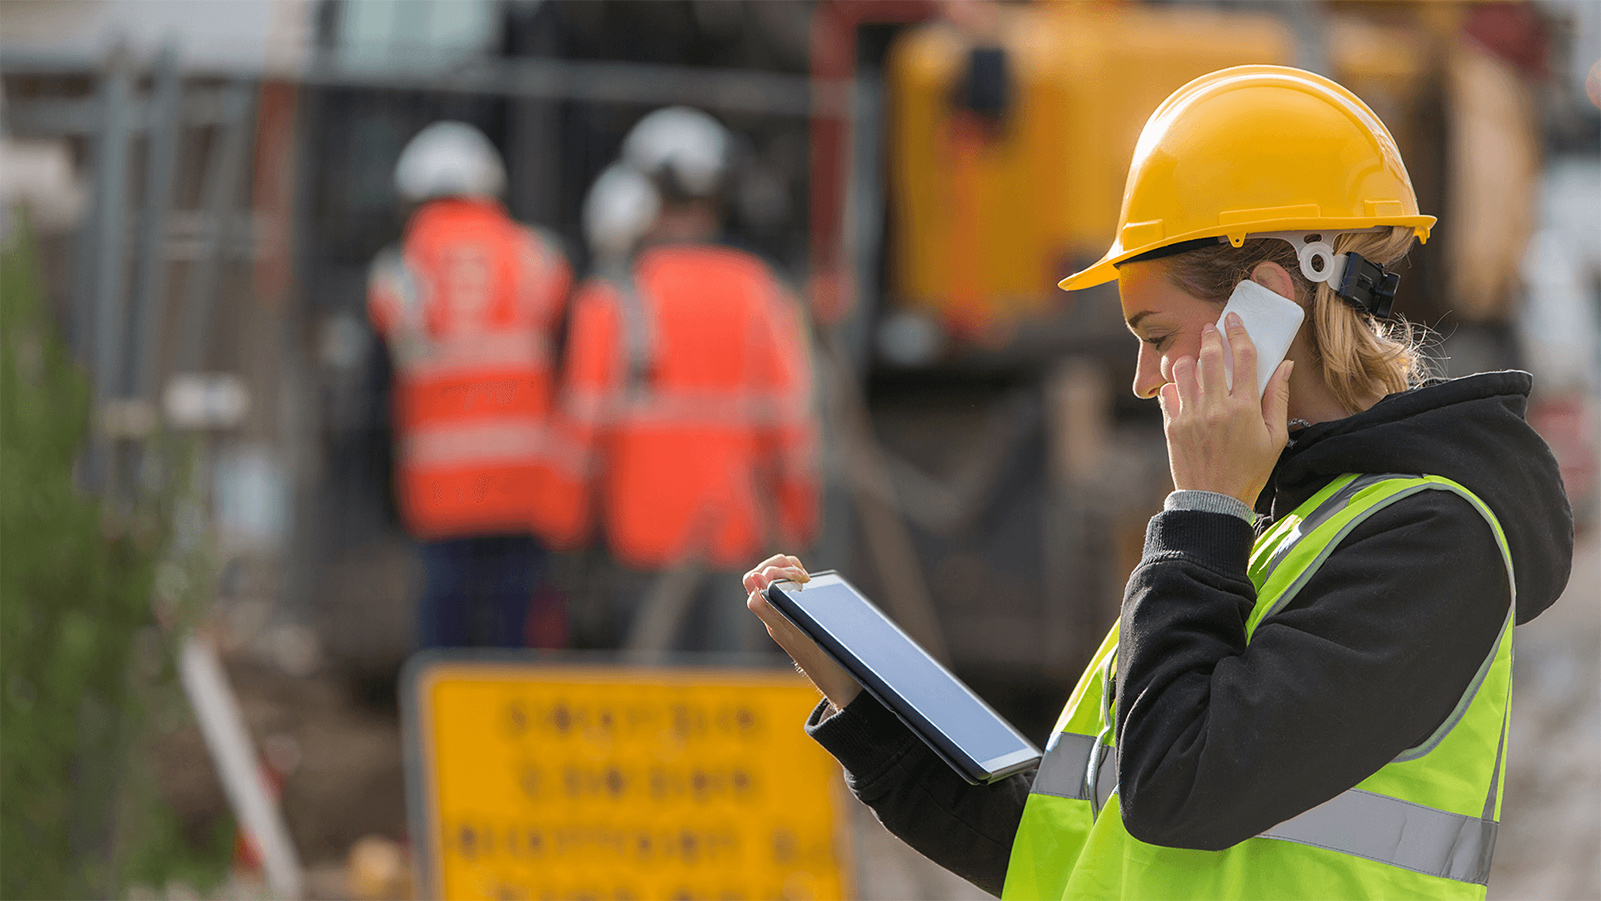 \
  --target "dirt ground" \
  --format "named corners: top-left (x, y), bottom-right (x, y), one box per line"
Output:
top-left (1487, 528), bottom-right (1601, 900)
